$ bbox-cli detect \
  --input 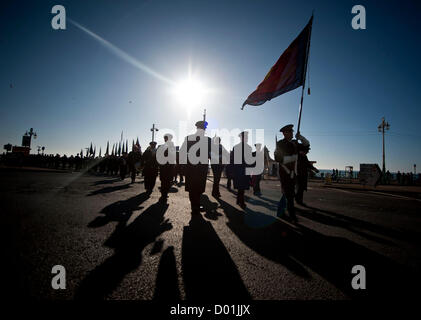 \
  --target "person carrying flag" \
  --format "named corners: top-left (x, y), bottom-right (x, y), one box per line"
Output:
top-left (274, 124), bottom-right (309, 223)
